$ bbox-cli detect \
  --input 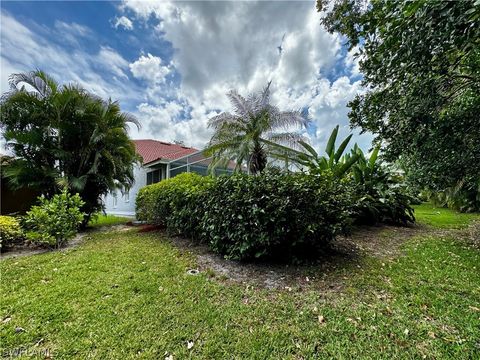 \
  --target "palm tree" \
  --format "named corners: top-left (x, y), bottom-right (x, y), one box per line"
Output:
top-left (0, 70), bottom-right (139, 225)
top-left (205, 82), bottom-right (309, 174)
